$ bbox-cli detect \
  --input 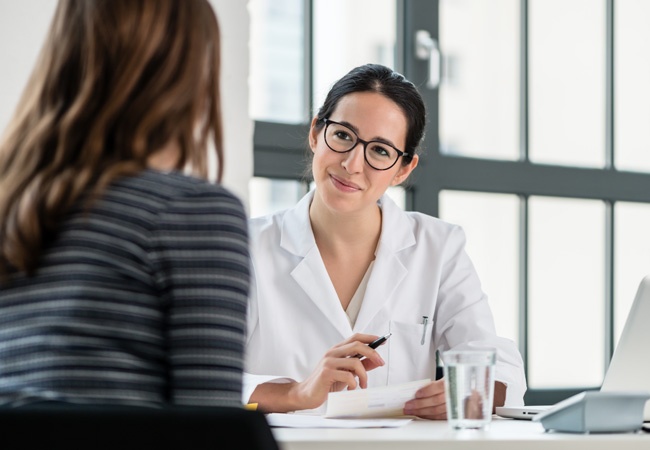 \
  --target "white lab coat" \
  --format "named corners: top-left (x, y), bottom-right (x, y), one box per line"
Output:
top-left (243, 190), bottom-right (526, 406)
